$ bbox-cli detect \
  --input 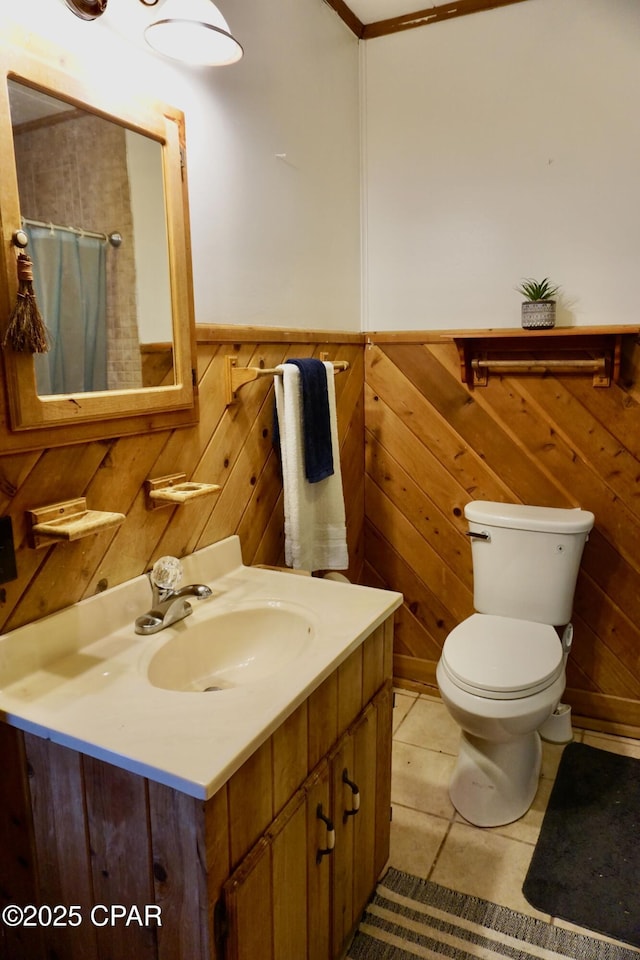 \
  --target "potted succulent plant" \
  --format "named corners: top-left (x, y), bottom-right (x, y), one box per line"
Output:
top-left (517, 277), bottom-right (559, 329)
